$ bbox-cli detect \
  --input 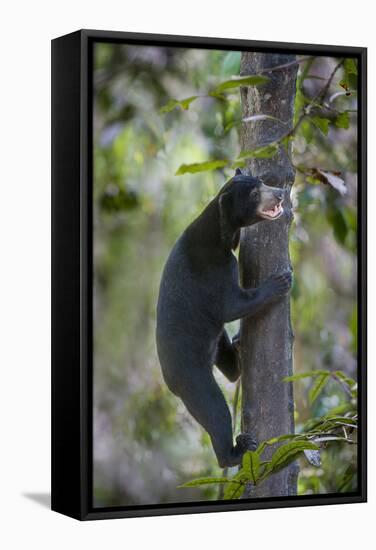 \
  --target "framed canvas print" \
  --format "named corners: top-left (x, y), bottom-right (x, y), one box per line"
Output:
top-left (51, 29), bottom-right (367, 520)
